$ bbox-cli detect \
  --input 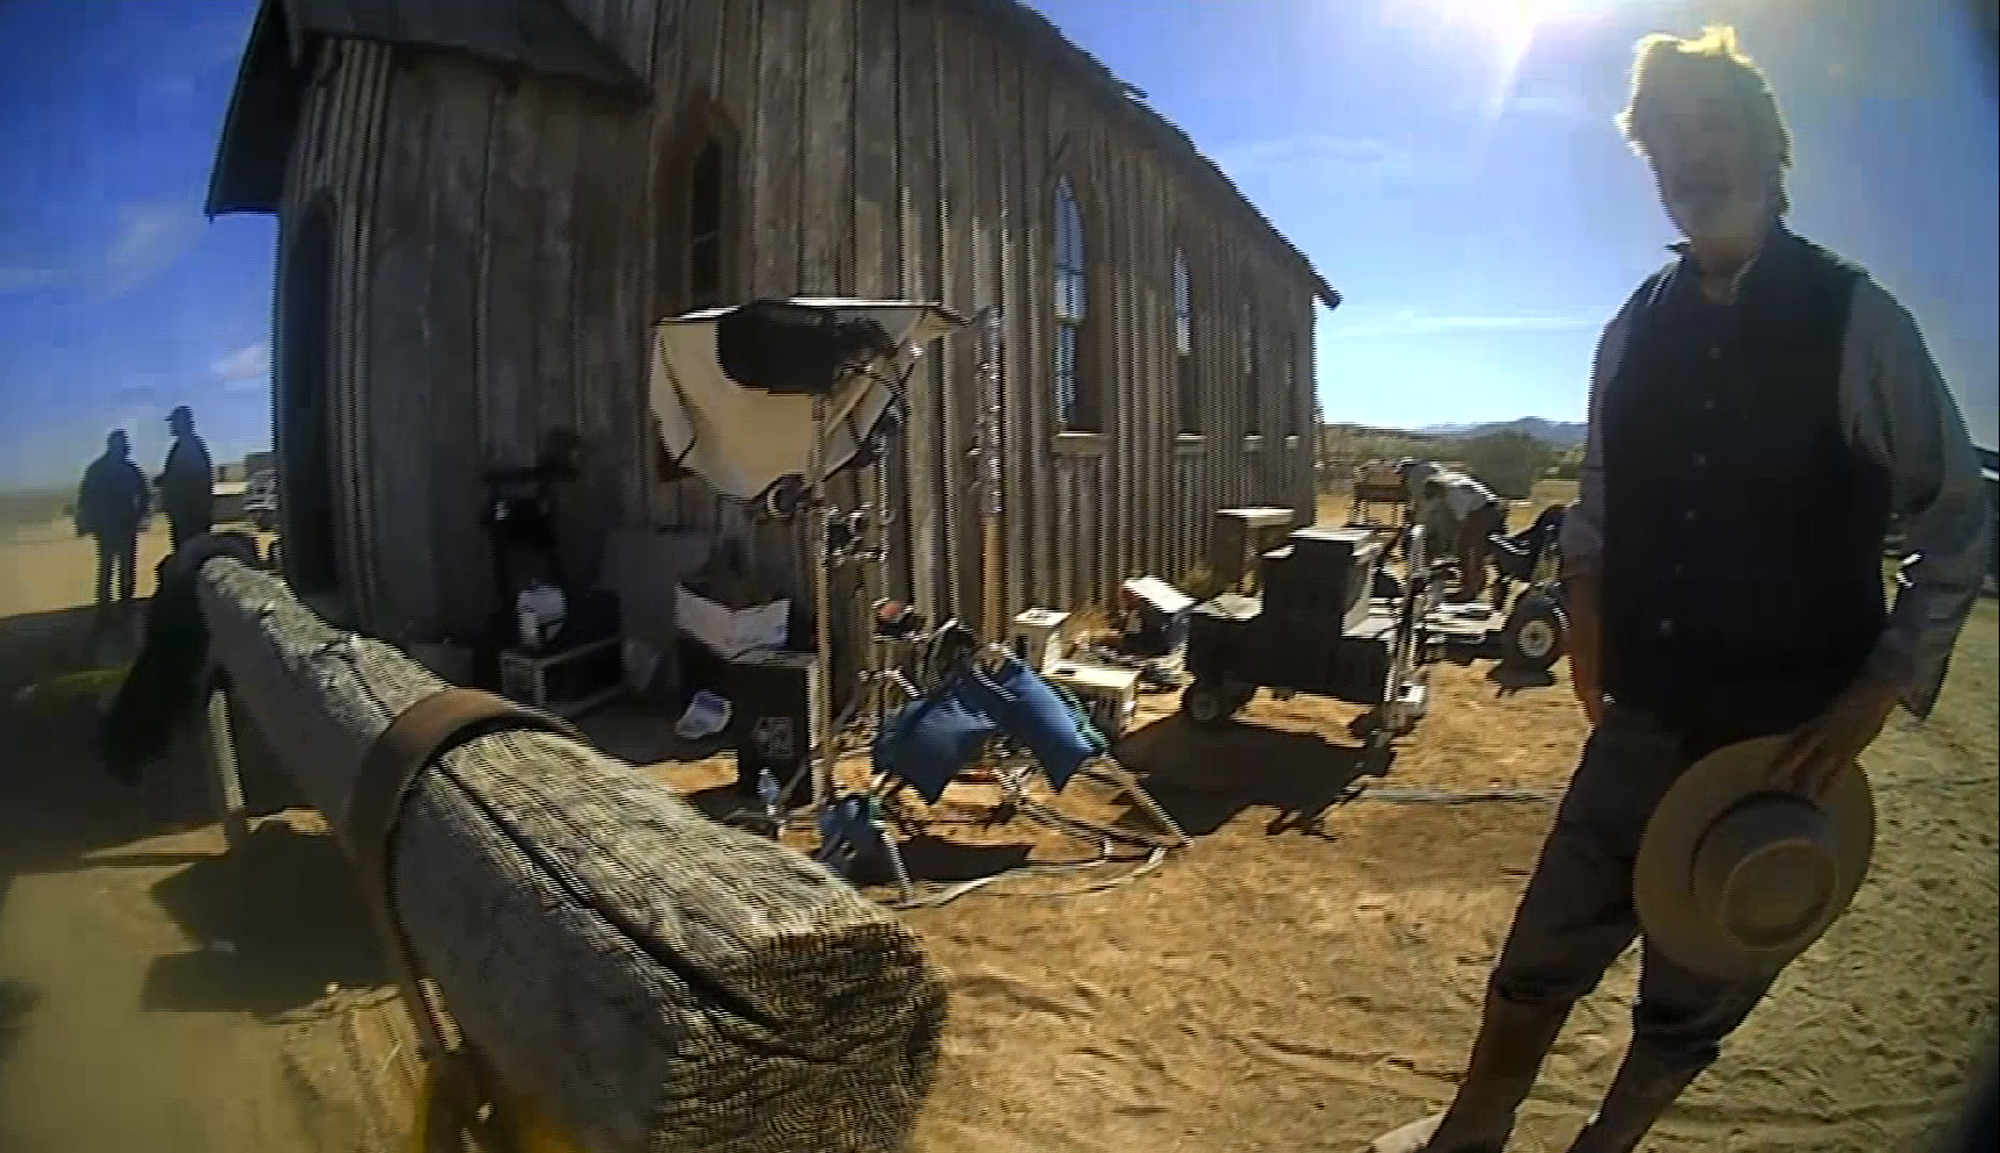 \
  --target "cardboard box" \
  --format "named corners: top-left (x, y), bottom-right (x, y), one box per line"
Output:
top-left (677, 585), bottom-right (790, 660)
top-left (1043, 660), bottom-right (1141, 743)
